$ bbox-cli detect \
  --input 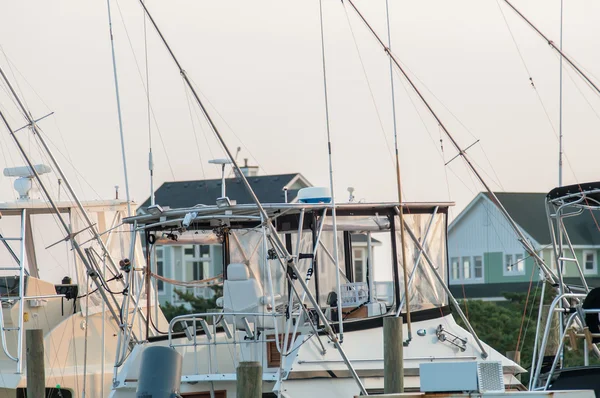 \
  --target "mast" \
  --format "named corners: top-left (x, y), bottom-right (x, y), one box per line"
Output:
top-left (385, 0), bottom-right (412, 342)
top-left (317, 0), bottom-right (344, 342)
top-left (558, 0), bottom-right (563, 187)
top-left (135, 1), bottom-right (367, 393)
